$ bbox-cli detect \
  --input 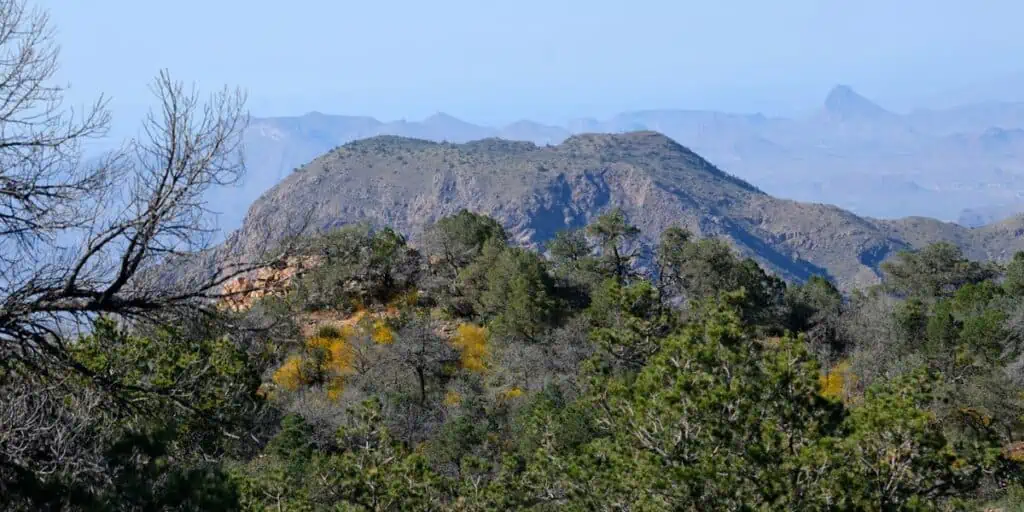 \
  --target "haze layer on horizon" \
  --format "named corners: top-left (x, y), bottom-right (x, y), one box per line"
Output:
top-left (38, 0), bottom-right (1024, 134)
